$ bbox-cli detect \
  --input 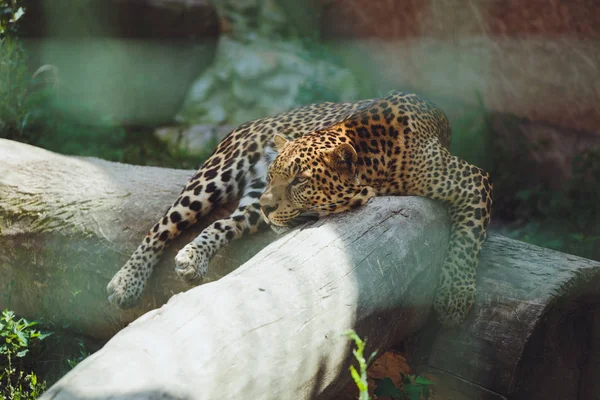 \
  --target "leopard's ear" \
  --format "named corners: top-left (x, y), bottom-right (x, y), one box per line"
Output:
top-left (327, 143), bottom-right (358, 179)
top-left (273, 133), bottom-right (289, 150)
